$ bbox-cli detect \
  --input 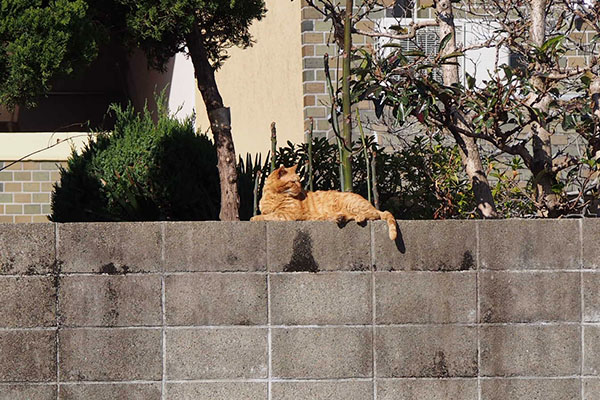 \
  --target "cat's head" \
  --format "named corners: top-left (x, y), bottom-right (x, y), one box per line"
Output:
top-left (265, 165), bottom-right (303, 196)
